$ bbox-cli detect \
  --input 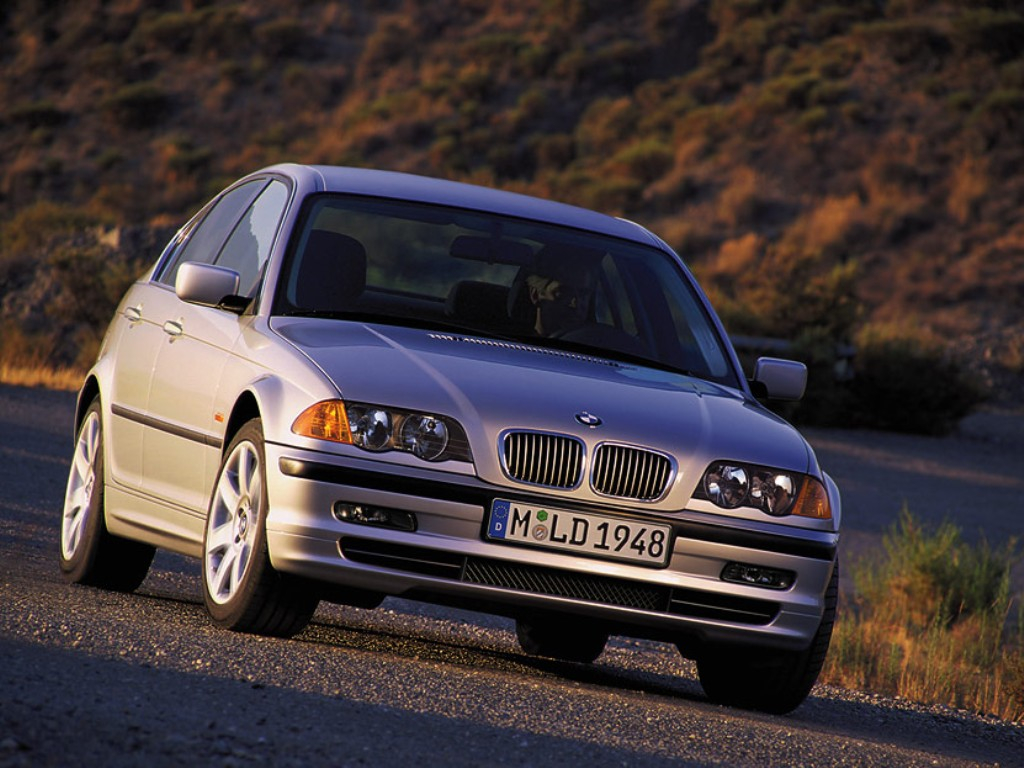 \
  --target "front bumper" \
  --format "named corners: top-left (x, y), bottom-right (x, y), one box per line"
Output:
top-left (263, 443), bottom-right (838, 652)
